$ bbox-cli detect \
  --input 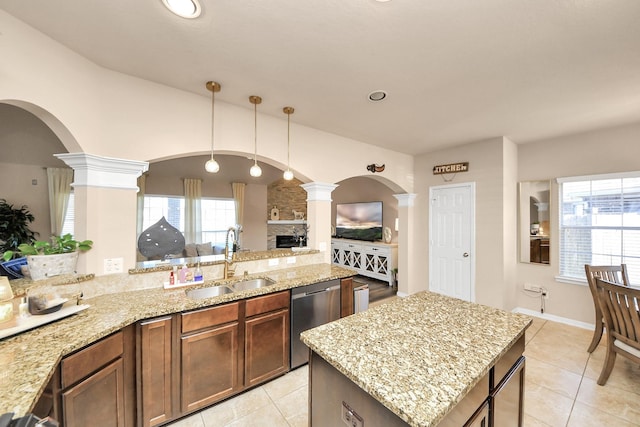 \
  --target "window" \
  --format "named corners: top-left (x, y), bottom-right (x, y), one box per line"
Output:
top-left (201, 199), bottom-right (236, 246)
top-left (60, 193), bottom-right (75, 236)
top-left (142, 195), bottom-right (235, 246)
top-left (558, 173), bottom-right (640, 283)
